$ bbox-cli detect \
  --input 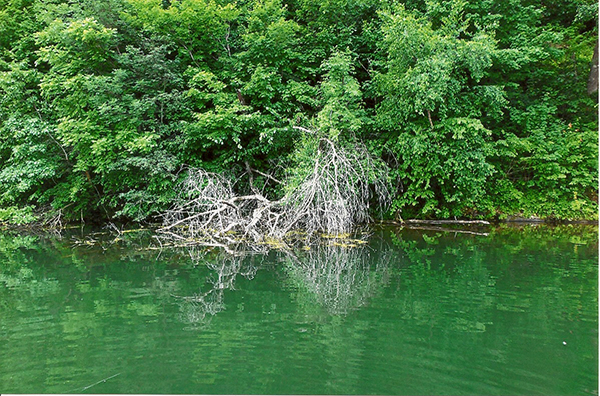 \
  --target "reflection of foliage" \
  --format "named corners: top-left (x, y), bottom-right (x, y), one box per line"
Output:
top-left (0, 225), bottom-right (597, 394)
top-left (389, 224), bottom-right (598, 330)
top-left (284, 242), bottom-right (392, 315)
top-left (0, 233), bottom-right (67, 295)
top-left (1, 224), bottom-right (595, 334)
top-left (393, 224), bottom-right (599, 268)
